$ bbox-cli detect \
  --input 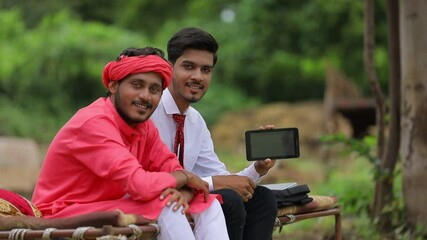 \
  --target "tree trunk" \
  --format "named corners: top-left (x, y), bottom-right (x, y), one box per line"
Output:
top-left (364, 0), bottom-right (386, 161)
top-left (372, 0), bottom-right (401, 234)
top-left (364, 0), bottom-right (392, 230)
top-left (400, 0), bottom-right (427, 232)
